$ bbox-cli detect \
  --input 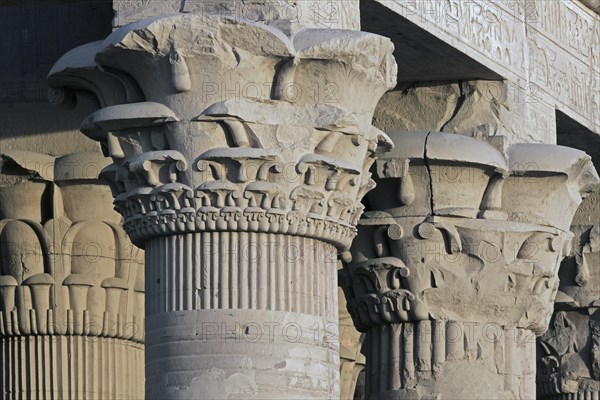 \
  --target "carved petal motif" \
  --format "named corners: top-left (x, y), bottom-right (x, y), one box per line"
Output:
top-left (342, 132), bottom-right (599, 333)
top-left (48, 14), bottom-right (398, 250)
